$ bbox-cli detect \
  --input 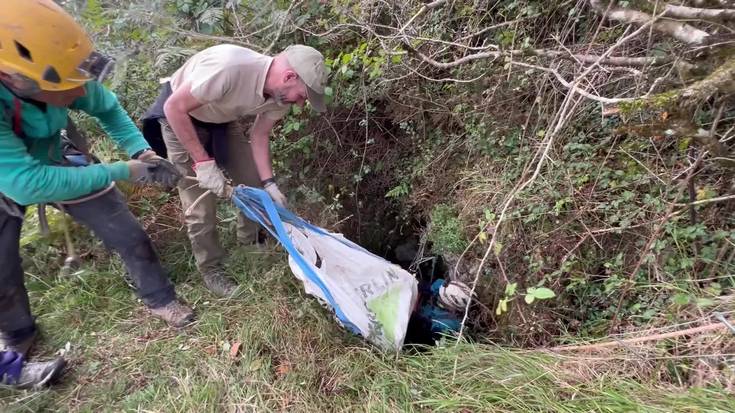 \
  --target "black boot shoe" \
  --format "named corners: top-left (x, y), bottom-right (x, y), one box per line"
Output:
top-left (0, 329), bottom-right (38, 357)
